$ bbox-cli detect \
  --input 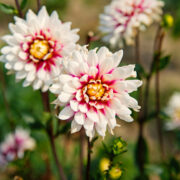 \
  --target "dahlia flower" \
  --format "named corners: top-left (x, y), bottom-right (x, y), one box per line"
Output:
top-left (0, 128), bottom-right (35, 166)
top-left (50, 46), bottom-right (142, 138)
top-left (165, 92), bottom-right (180, 130)
top-left (0, 6), bottom-right (79, 92)
top-left (99, 0), bottom-right (164, 47)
